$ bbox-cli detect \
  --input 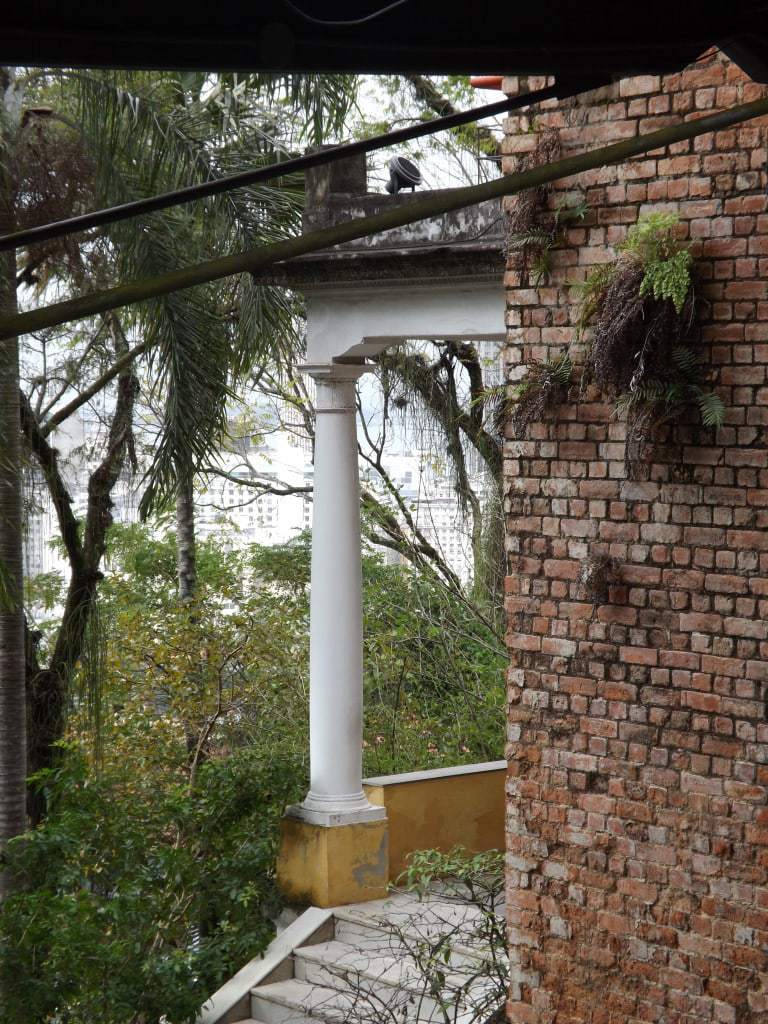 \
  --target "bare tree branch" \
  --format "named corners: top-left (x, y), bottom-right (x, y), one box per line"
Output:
top-left (404, 74), bottom-right (502, 159)
top-left (41, 335), bottom-right (150, 437)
